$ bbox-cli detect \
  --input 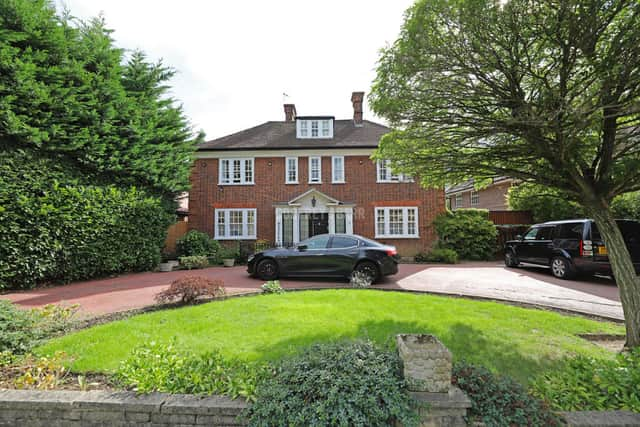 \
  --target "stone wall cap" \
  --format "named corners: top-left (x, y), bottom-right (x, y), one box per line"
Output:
top-left (409, 386), bottom-right (472, 409)
top-left (161, 393), bottom-right (248, 415)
